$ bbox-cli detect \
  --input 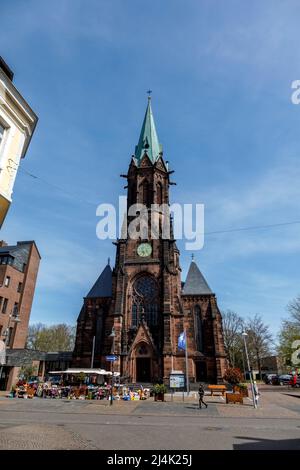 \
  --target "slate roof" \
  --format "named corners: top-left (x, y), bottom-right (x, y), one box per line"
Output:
top-left (0, 241), bottom-right (33, 272)
top-left (182, 261), bottom-right (213, 295)
top-left (86, 264), bottom-right (112, 298)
